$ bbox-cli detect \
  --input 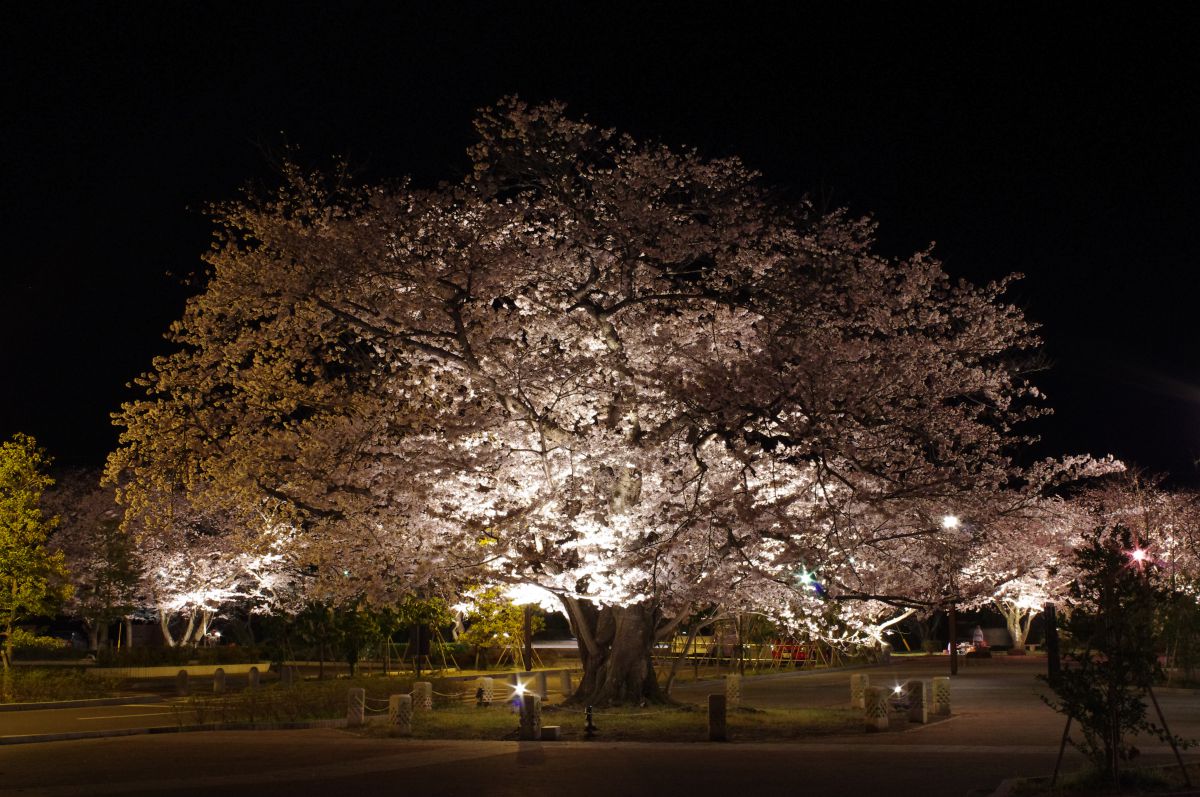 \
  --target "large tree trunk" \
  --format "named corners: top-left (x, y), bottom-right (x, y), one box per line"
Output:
top-left (997, 600), bottom-right (1038, 651)
top-left (564, 599), bottom-right (665, 706)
